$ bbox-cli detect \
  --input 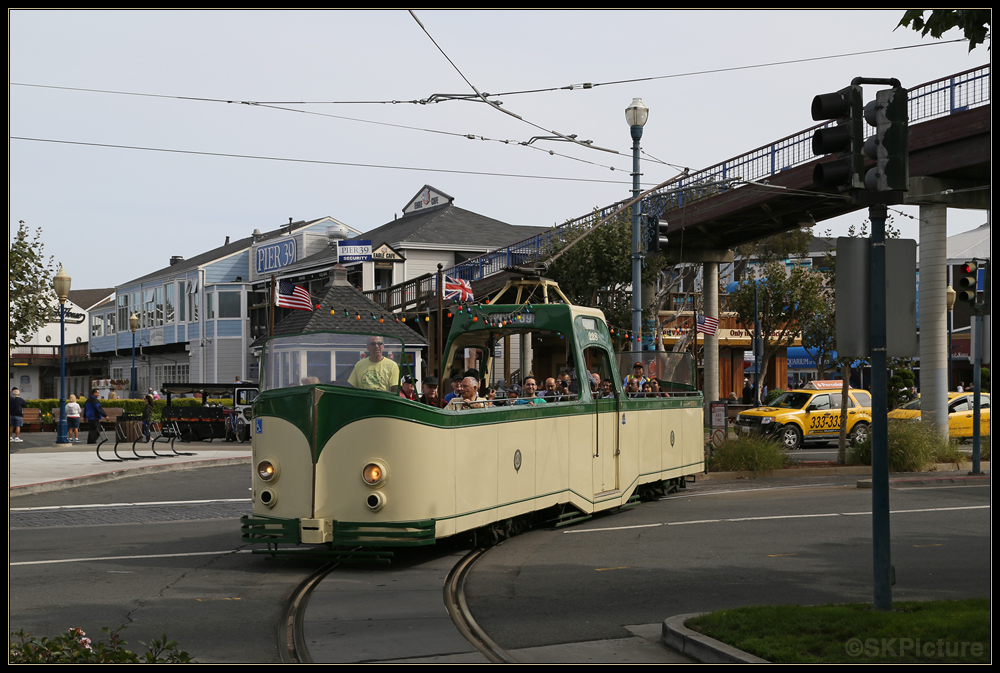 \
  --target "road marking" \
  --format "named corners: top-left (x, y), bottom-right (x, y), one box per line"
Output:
top-left (563, 505), bottom-right (989, 534)
top-left (767, 553), bottom-right (799, 557)
top-left (11, 498), bottom-right (251, 512)
top-left (595, 567), bottom-right (629, 572)
top-left (10, 549), bottom-right (251, 567)
top-left (660, 483), bottom-right (840, 500)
